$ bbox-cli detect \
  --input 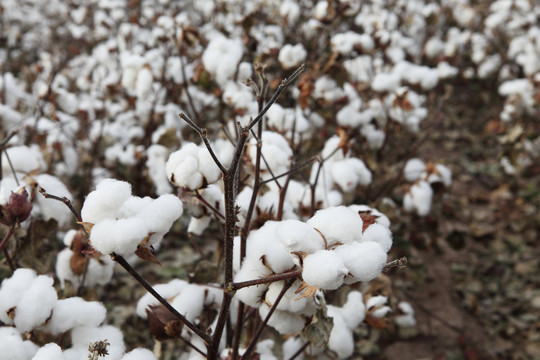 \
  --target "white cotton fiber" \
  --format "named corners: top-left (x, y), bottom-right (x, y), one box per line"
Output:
top-left (404, 180), bottom-right (433, 216)
top-left (89, 218), bottom-right (148, 256)
top-left (246, 222), bottom-right (296, 273)
top-left (282, 337), bottom-right (305, 360)
top-left (121, 349), bottom-right (157, 360)
top-left (307, 206), bottom-right (363, 245)
top-left (2, 146), bottom-right (44, 175)
top-left (34, 174), bottom-right (73, 227)
top-left (14, 275), bottom-right (58, 332)
top-left (31, 343), bottom-right (66, 360)
top-left (0, 268), bottom-right (36, 324)
top-left (276, 219), bottom-right (325, 253)
top-left (259, 304), bottom-right (305, 335)
top-left (0, 326), bottom-right (39, 360)
top-left (171, 284), bottom-right (205, 322)
top-left (136, 279), bottom-right (188, 318)
top-left (45, 297), bottom-right (106, 334)
top-left (278, 44), bottom-right (307, 69)
top-left (265, 281), bottom-right (309, 314)
top-left (302, 250), bottom-right (348, 290)
top-left (234, 259), bottom-right (271, 307)
top-left (362, 223), bottom-right (392, 253)
top-left (404, 158), bottom-right (425, 182)
top-left (136, 194), bottom-right (183, 235)
top-left (202, 36), bottom-right (244, 86)
top-left (395, 301), bottom-right (416, 327)
top-left (81, 179), bottom-right (132, 223)
top-left (328, 315), bottom-right (354, 359)
top-left (71, 325), bottom-right (125, 359)
top-left (341, 291), bottom-right (366, 329)
top-left (334, 241), bottom-right (387, 283)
